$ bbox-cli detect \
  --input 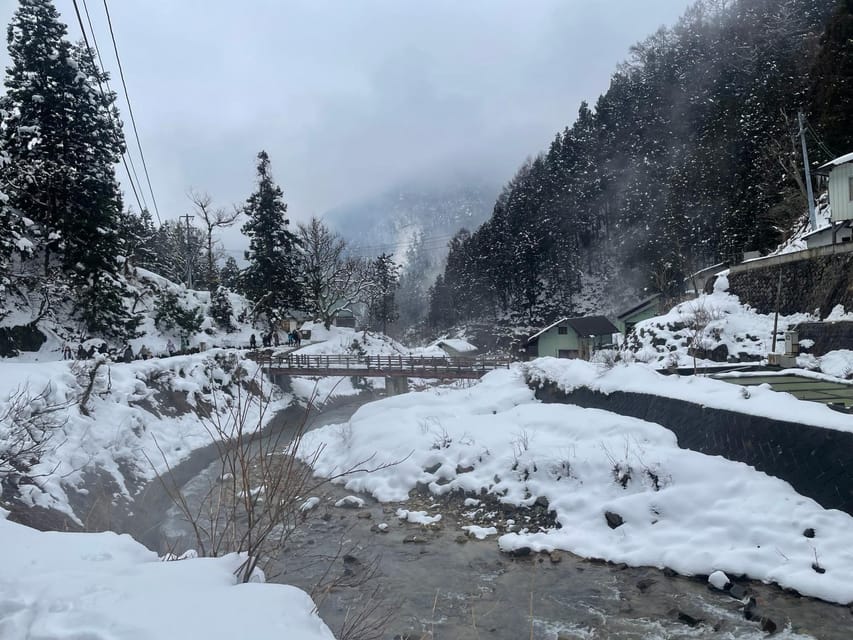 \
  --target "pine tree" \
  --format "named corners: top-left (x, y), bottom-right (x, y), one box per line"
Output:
top-left (219, 255), bottom-right (241, 291)
top-left (209, 285), bottom-right (234, 331)
top-left (0, 1), bottom-right (135, 335)
top-left (367, 253), bottom-right (400, 334)
top-left (117, 208), bottom-right (157, 271)
top-left (240, 151), bottom-right (302, 321)
top-left (808, 0), bottom-right (853, 154)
